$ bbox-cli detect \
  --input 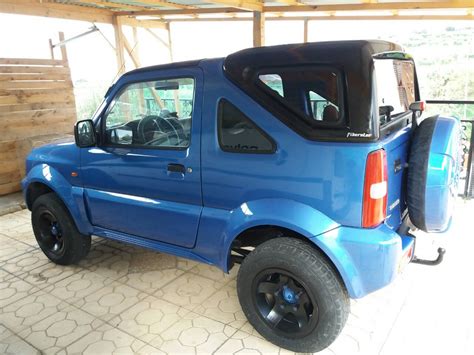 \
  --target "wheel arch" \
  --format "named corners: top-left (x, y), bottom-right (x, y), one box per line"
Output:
top-left (23, 164), bottom-right (93, 235)
top-left (218, 199), bottom-right (351, 295)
